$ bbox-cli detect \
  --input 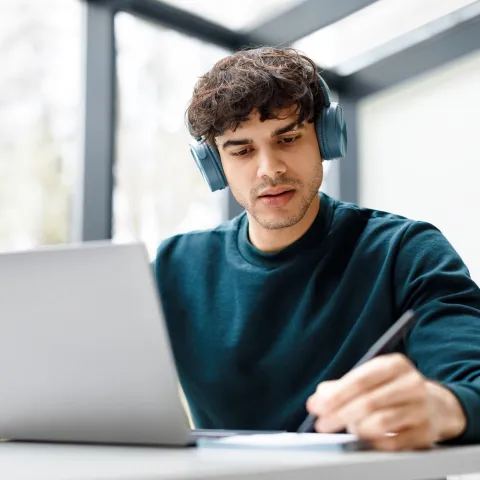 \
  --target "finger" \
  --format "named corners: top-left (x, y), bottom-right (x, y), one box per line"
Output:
top-left (311, 354), bottom-right (414, 416)
top-left (369, 425), bottom-right (435, 451)
top-left (353, 403), bottom-right (429, 439)
top-left (307, 380), bottom-right (341, 413)
top-left (316, 371), bottom-right (427, 432)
